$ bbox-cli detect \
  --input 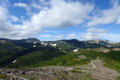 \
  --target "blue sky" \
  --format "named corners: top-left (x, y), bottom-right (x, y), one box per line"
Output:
top-left (0, 0), bottom-right (120, 41)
